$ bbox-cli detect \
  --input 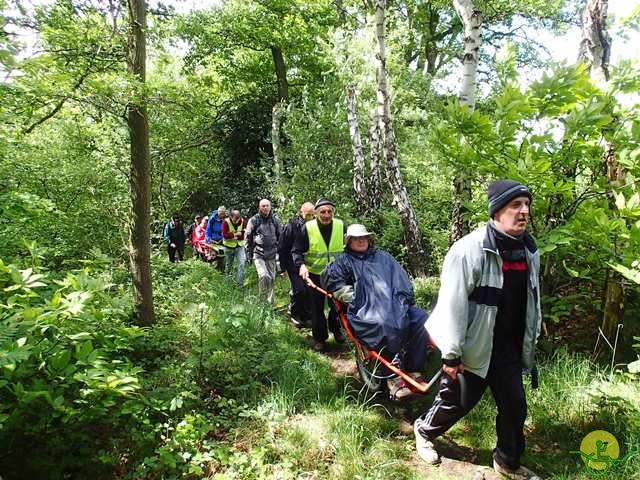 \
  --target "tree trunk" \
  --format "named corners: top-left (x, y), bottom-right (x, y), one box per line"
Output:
top-left (375, 0), bottom-right (426, 276)
top-left (368, 109), bottom-right (384, 211)
top-left (127, 0), bottom-right (154, 326)
top-left (346, 86), bottom-right (368, 216)
top-left (449, 0), bottom-right (482, 244)
top-left (271, 46), bottom-right (289, 102)
top-left (579, 0), bottom-right (611, 84)
top-left (272, 102), bottom-right (285, 208)
top-left (453, 0), bottom-right (482, 110)
top-left (579, 0), bottom-right (623, 354)
top-left (449, 176), bottom-right (472, 244)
